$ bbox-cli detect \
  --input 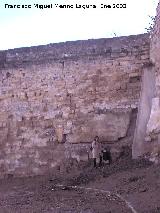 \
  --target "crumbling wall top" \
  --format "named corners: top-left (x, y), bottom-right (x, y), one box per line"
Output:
top-left (0, 33), bottom-right (149, 68)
